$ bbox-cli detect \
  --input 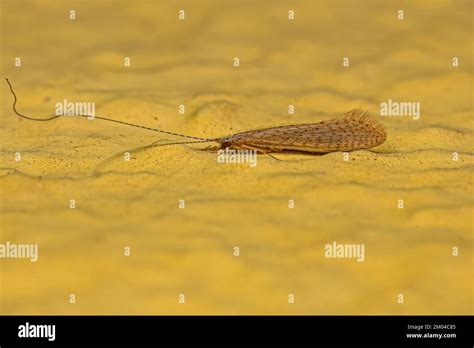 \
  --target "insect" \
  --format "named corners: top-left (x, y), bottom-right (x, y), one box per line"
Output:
top-left (5, 78), bottom-right (386, 155)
